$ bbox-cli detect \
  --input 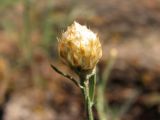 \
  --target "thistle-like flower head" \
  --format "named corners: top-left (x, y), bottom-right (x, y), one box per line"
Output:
top-left (58, 21), bottom-right (102, 73)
